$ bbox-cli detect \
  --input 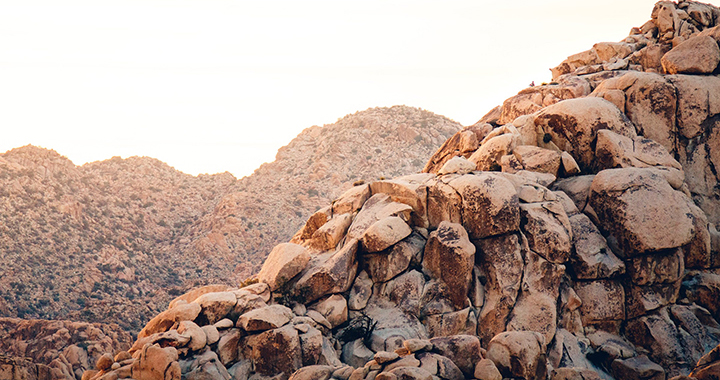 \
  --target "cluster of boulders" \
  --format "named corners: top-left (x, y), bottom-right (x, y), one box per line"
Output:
top-left (0, 318), bottom-right (131, 380)
top-left (77, 1), bottom-right (720, 380)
